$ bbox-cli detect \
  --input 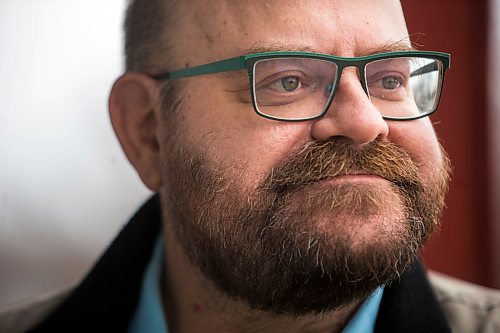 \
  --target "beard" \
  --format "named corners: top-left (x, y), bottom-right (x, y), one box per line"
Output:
top-left (160, 135), bottom-right (450, 316)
